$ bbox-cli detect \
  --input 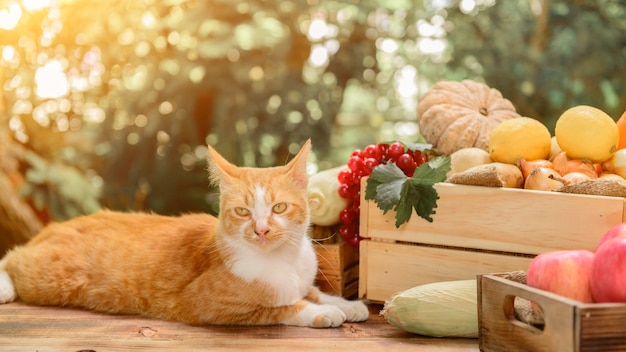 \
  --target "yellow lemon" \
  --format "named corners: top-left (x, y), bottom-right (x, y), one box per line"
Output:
top-left (488, 117), bottom-right (552, 164)
top-left (555, 105), bottom-right (618, 163)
